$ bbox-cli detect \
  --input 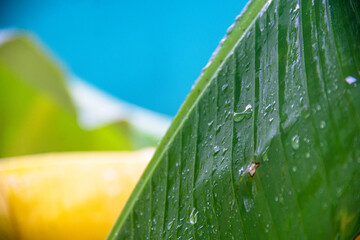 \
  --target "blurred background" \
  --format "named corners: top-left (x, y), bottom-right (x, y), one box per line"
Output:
top-left (0, 0), bottom-right (248, 157)
top-left (1, 0), bottom-right (247, 116)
